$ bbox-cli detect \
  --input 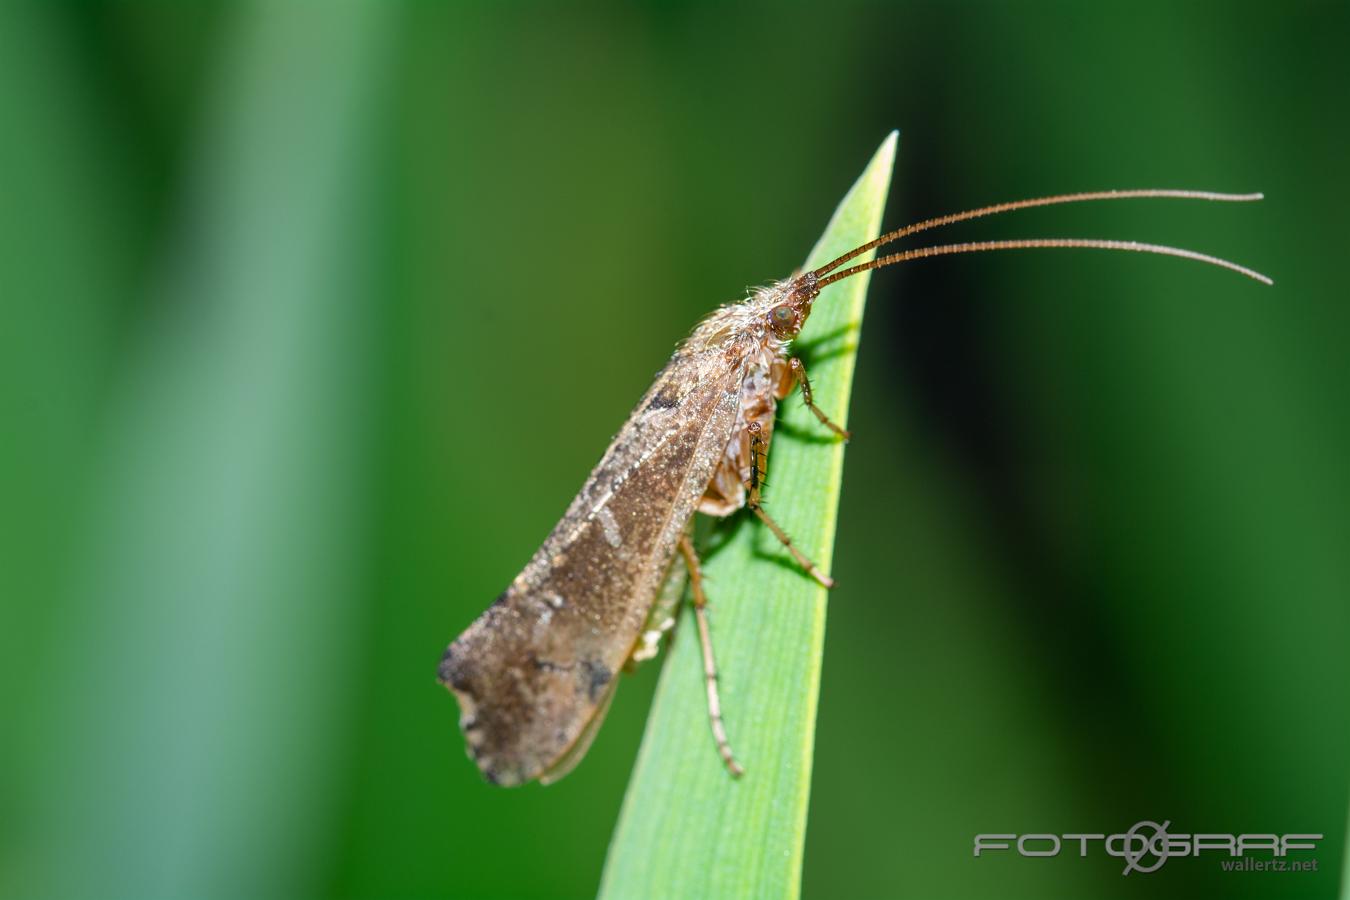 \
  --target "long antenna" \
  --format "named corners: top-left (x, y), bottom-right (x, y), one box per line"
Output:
top-left (815, 237), bottom-right (1274, 288)
top-left (811, 189), bottom-right (1267, 281)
